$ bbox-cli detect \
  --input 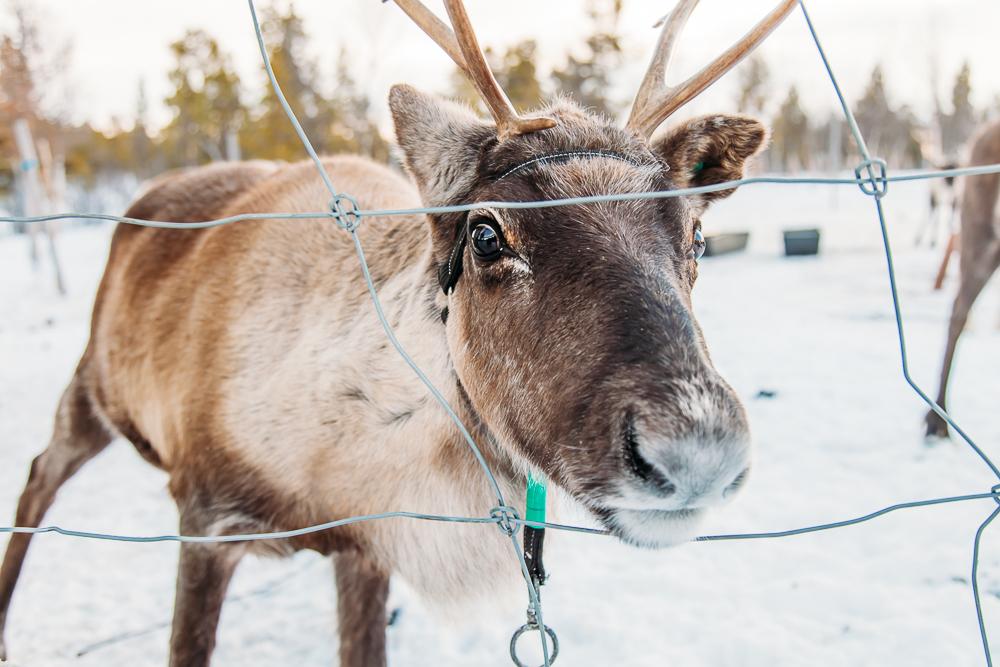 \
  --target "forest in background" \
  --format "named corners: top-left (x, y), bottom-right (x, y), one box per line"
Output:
top-left (1, 0), bottom-right (997, 203)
